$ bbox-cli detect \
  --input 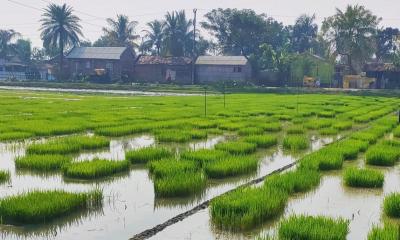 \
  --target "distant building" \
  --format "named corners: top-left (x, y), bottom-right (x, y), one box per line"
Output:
top-left (65, 47), bottom-right (136, 81)
top-left (195, 56), bottom-right (252, 83)
top-left (0, 57), bottom-right (28, 80)
top-left (134, 55), bottom-right (192, 84)
top-left (364, 62), bottom-right (400, 89)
